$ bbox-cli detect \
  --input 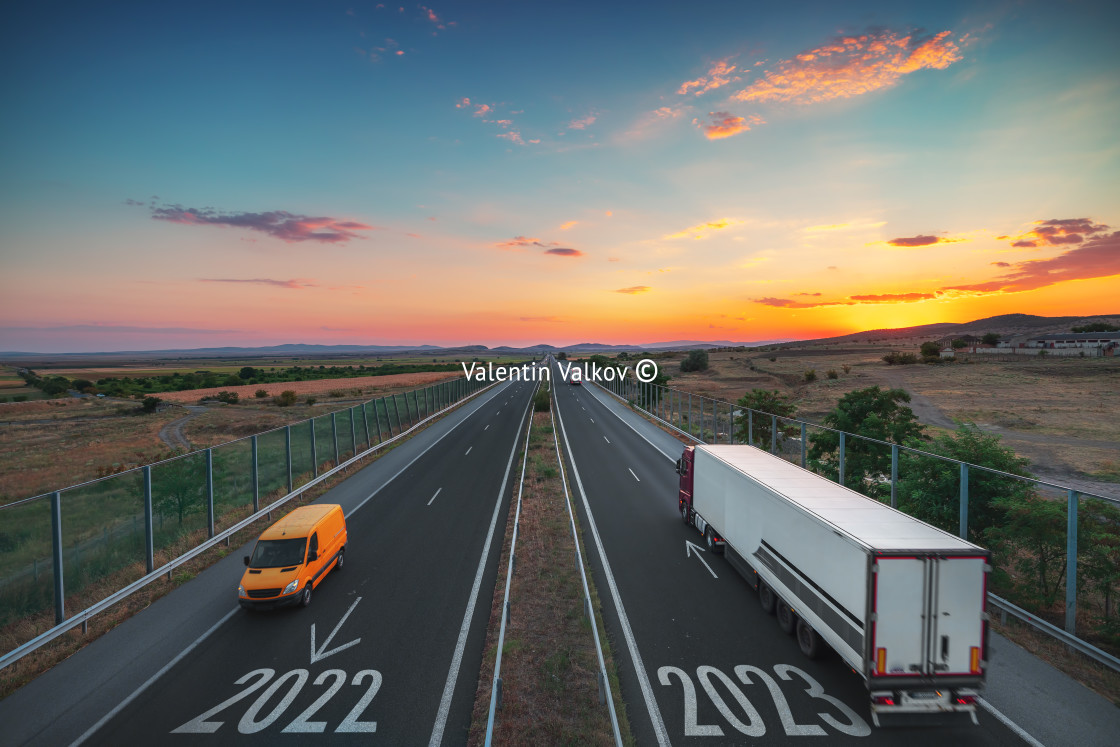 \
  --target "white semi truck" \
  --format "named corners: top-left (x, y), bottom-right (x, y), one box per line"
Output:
top-left (676, 444), bottom-right (990, 726)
